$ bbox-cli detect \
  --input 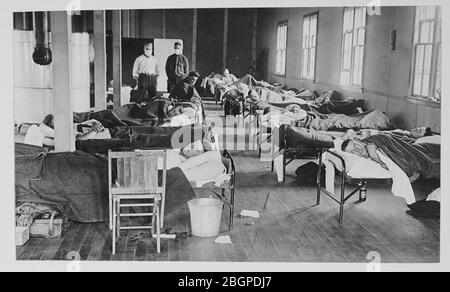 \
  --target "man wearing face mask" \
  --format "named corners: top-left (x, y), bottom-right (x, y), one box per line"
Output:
top-left (165, 42), bottom-right (189, 93)
top-left (132, 42), bottom-right (160, 104)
